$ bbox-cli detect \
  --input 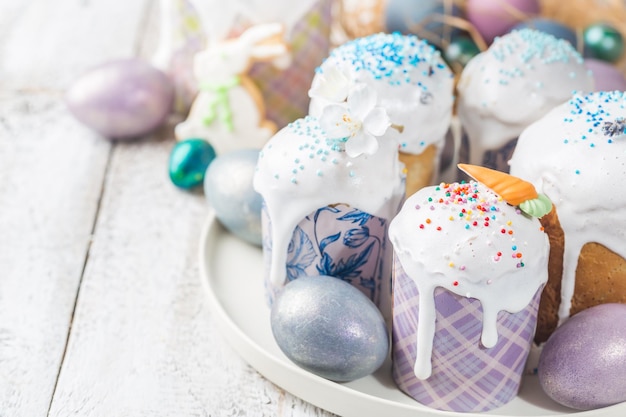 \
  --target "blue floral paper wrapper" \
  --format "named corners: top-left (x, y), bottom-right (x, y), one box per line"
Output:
top-left (261, 203), bottom-right (394, 319)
